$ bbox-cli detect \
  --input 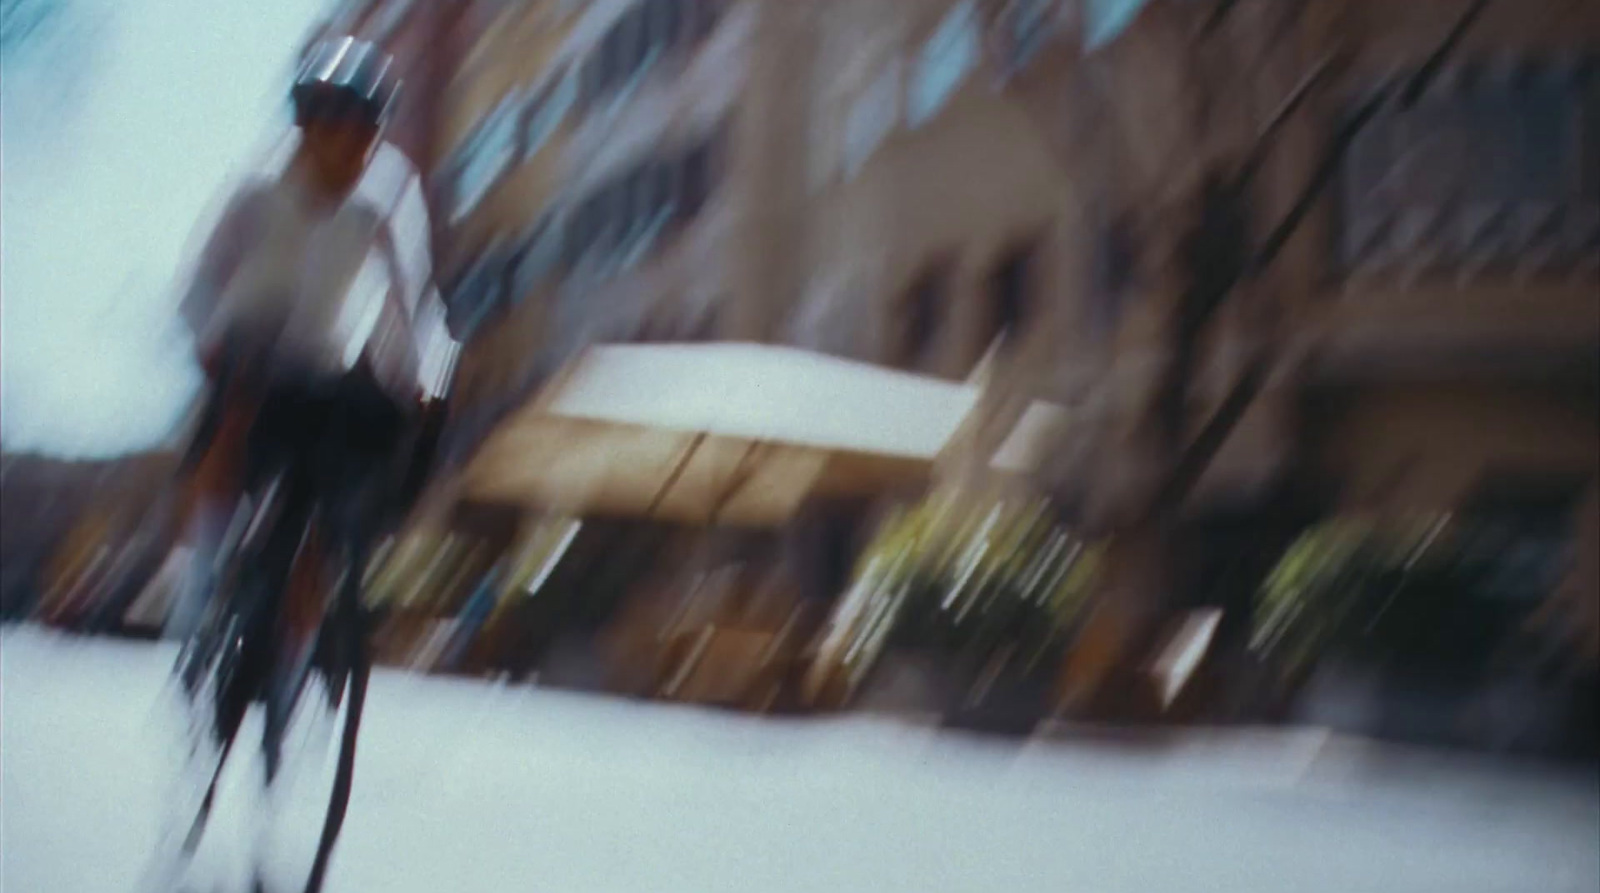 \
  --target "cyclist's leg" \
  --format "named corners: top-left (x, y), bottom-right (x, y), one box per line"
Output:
top-left (300, 370), bottom-right (409, 893)
top-left (247, 396), bottom-right (322, 788)
top-left (169, 494), bottom-right (268, 855)
top-left (171, 388), bottom-right (257, 644)
top-left (262, 508), bottom-right (329, 786)
top-left (302, 534), bottom-right (370, 893)
top-left (236, 381), bottom-right (340, 893)
top-left (147, 487), bottom-right (269, 888)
